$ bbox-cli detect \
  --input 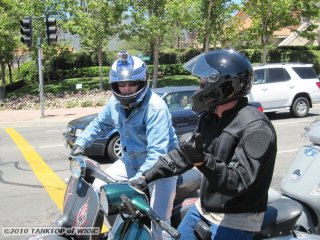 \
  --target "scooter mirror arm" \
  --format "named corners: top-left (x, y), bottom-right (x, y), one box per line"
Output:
top-left (83, 157), bottom-right (121, 183)
top-left (120, 194), bottom-right (140, 219)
